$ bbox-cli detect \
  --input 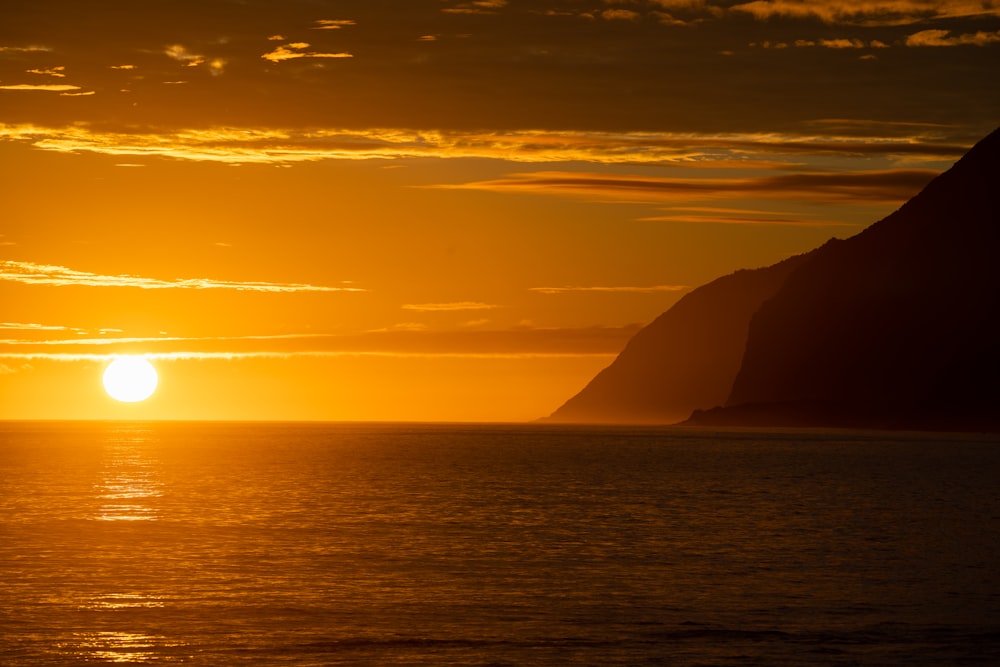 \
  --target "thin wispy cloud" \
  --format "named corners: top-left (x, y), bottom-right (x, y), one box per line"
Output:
top-left (546, 1), bottom-right (1000, 27)
top-left (0, 332), bottom-right (334, 347)
top-left (573, 0), bottom-right (719, 24)
top-left (26, 66), bottom-right (66, 77)
top-left (312, 19), bottom-right (357, 29)
top-left (755, 38), bottom-right (890, 49)
top-left (261, 42), bottom-right (353, 63)
top-left (0, 84), bottom-right (82, 92)
top-left (529, 285), bottom-right (689, 294)
top-left (0, 124), bottom-right (968, 166)
top-left (756, 30), bottom-right (1000, 49)
top-left (600, 9), bottom-right (642, 21)
top-left (0, 321), bottom-right (86, 334)
top-left (443, 0), bottom-right (509, 15)
top-left (402, 302), bottom-right (502, 312)
top-left (0, 45), bottom-right (52, 53)
top-left (164, 44), bottom-right (226, 75)
top-left (0, 350), bottom-right (620, 363)
top-left (636, 207), bottom-right (859, 226)
top-left (0, 260), bottom-right (363, 293)
top-left (905, 29), bottom-right (1000, 46)
top-left (801, 119), bottom-right (969, 140)
top-left (0, 324), bottom-right (641, 361)
top-left (165, 44), bottom-right (205, 67)
top-left (441, 169), bottom-right (939, 203)
top-left (731, 0), bottom-right (1000, 26)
